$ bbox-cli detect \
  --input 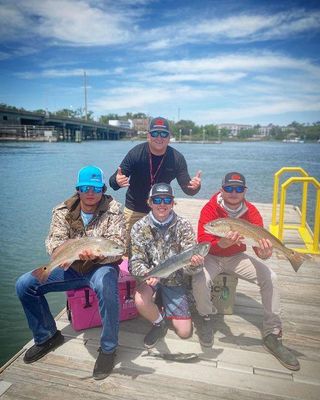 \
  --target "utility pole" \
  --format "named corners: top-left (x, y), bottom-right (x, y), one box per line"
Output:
top-left (84, 70), bottom-right (88, 121)
top-left (177, 107), bottom-right (180, 122)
